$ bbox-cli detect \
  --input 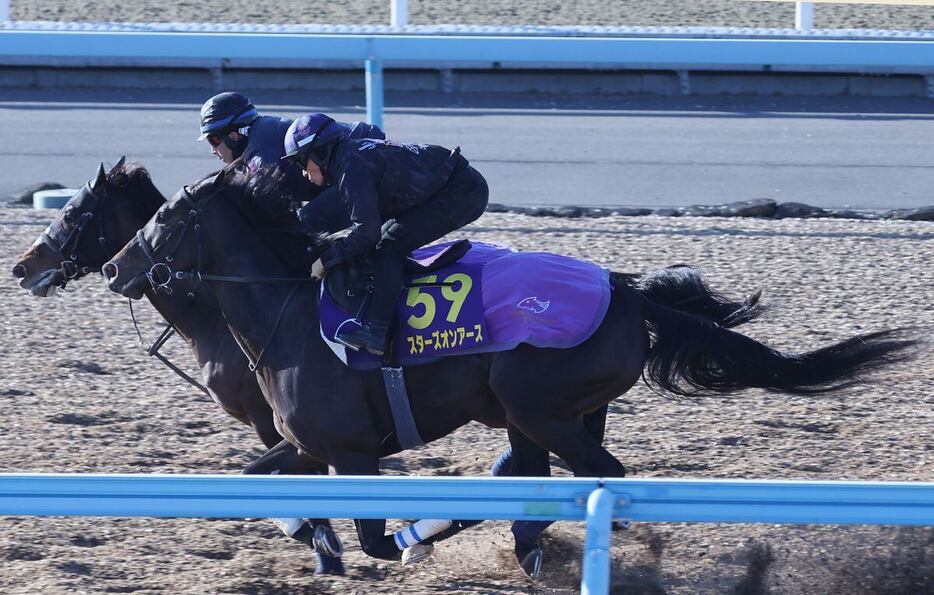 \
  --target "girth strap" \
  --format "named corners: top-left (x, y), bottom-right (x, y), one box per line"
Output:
top-left (381, 366), bottom-right (425, 450)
